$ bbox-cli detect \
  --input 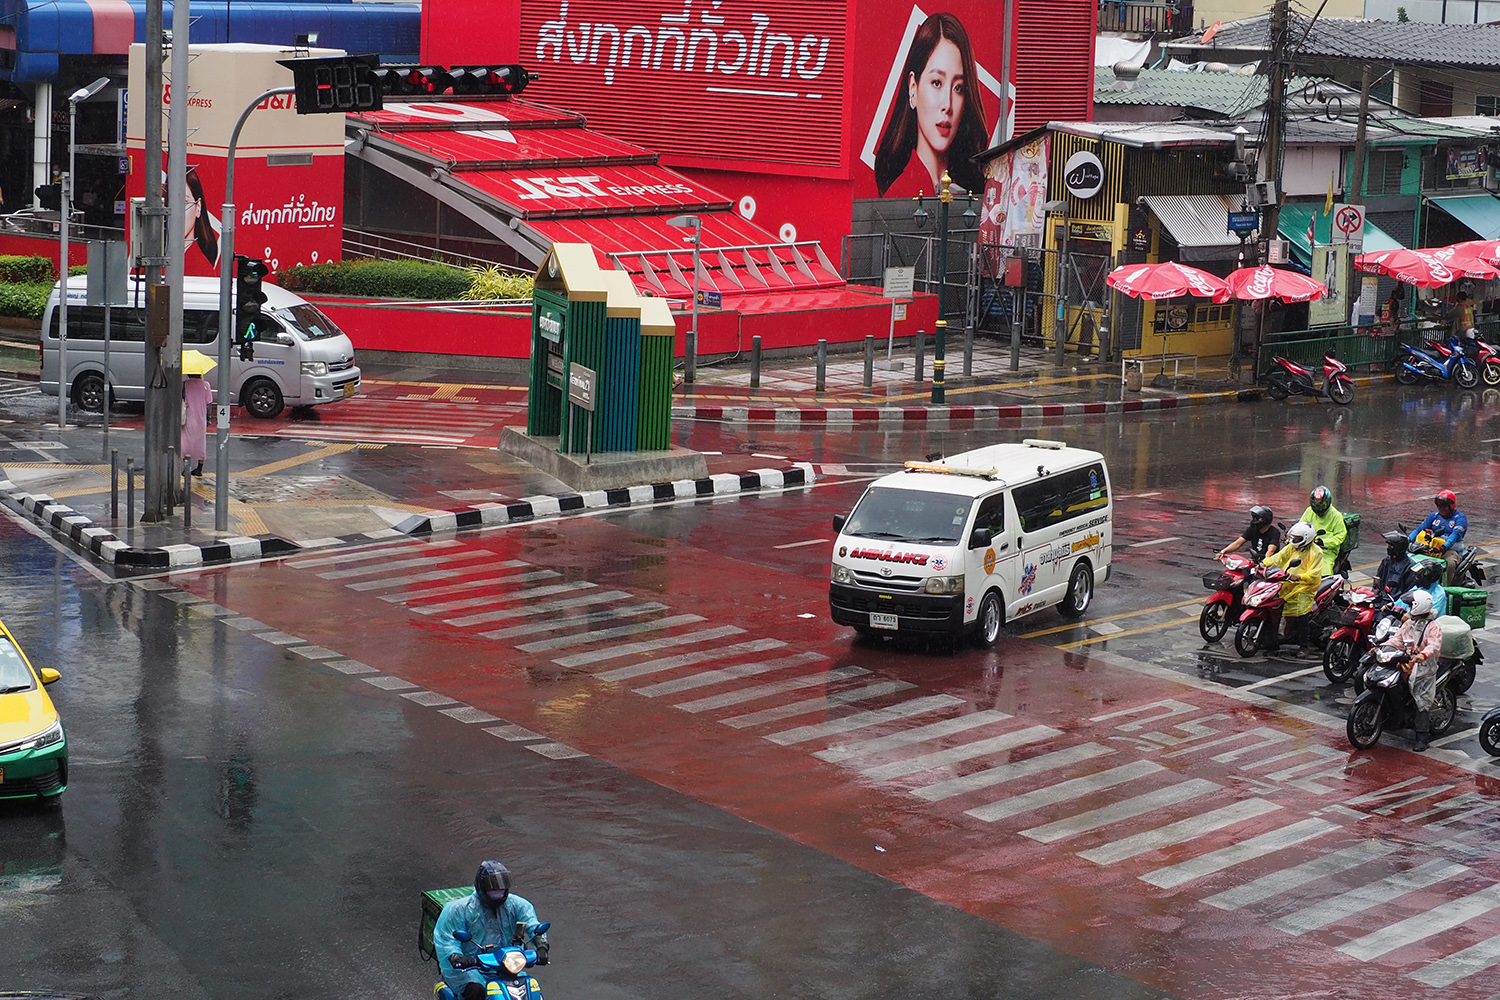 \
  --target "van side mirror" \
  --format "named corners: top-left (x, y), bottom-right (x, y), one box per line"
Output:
top-left (969, 528), bottom-right (993, 549)
top-left (276, 332), bottom-right (295, 346)
top-left (832, 514), bottom-right (846, 532)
